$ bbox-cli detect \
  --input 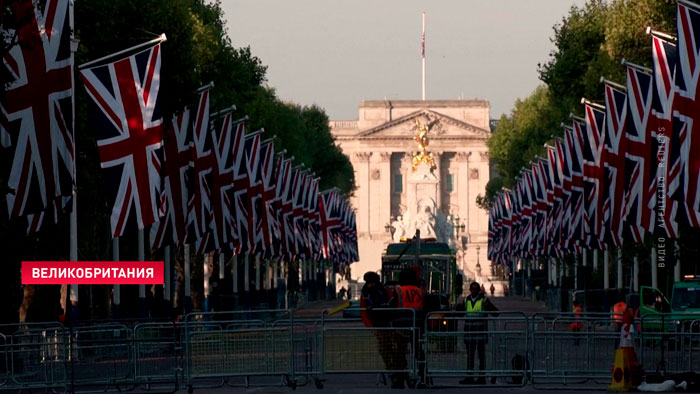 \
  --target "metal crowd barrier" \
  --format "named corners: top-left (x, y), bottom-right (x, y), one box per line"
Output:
top-left (1, 310), bottom-right (700, 392)
top-left (316, 308), bottom-right (417, 388)
top-left (0, 323), bottom-right (68, 392)
top-left (183, 309), bottom-right (298, 391)
top-left (423, 311), bottom-right (529, 387)
top-left (529, 312), bottom-right (620, 389)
